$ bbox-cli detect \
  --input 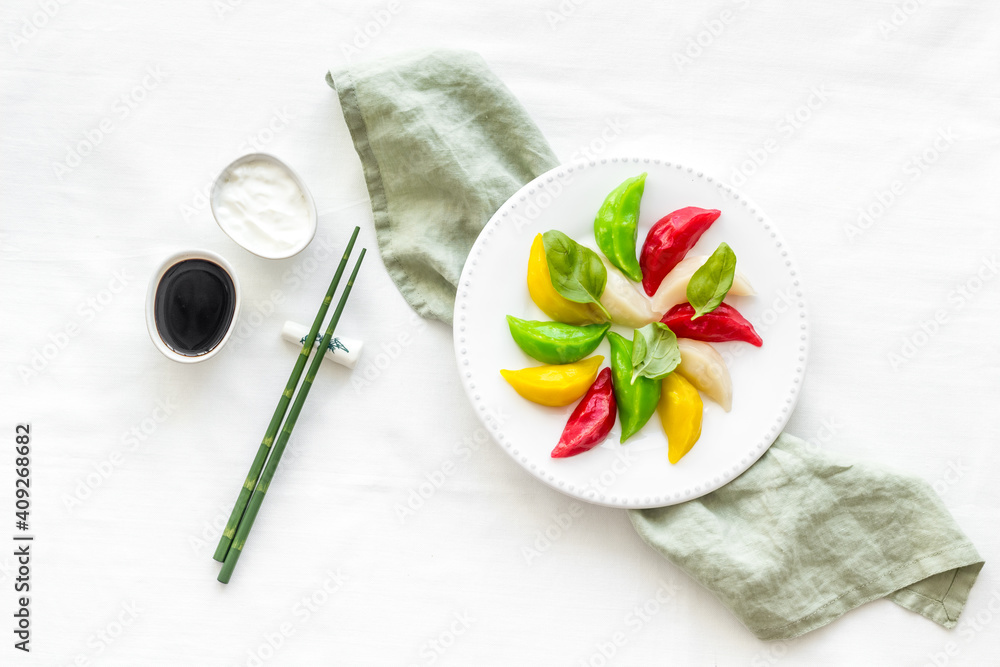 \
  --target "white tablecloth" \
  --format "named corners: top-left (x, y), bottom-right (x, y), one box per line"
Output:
top-left (2, 1), bottom-right (998, 664)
